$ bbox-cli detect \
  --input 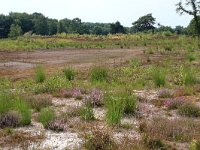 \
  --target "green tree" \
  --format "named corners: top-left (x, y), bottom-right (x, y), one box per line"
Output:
top-left (110, 21), bottom-right (125, 34)
top-left (176, 0), bottom-right (200, 37)
top-left (8, 24), bottom-right (22, 39)
top-left (0, 15), bottom-right (13, 38)
top-left (187, 16), bottom-right (200, 34)
top-left (32, 13), bottom-right (48, 35)
top-left (132, 14), bottom-right (156, 33)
